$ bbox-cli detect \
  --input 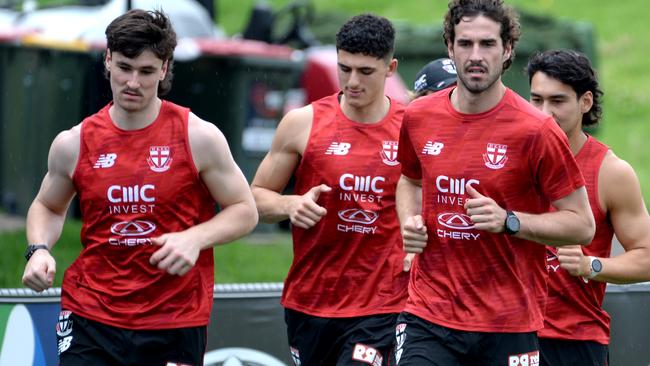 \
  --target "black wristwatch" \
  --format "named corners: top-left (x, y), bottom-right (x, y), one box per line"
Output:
top-left (504, 210), bottom-right (520, 235)
top-left (24, 244), bottom-right (49, 261)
